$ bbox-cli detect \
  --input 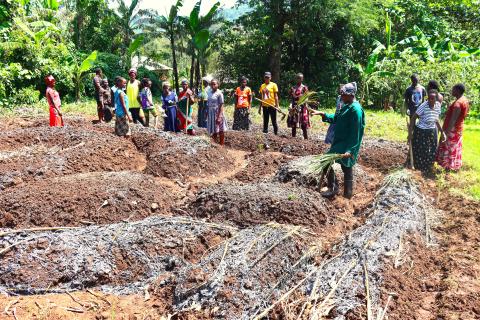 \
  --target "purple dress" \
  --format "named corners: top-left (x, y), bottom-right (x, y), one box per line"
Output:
top-left (162, 91), bottom-right (179, 132)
